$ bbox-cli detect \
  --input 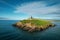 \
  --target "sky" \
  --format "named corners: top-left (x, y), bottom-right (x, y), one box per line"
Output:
top-left (0, 0), bottom-right (60, 20)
